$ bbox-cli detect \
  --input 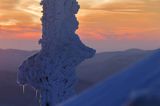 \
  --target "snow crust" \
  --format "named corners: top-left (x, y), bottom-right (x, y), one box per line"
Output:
top-left (17, 0), bottom-right (95, 106)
